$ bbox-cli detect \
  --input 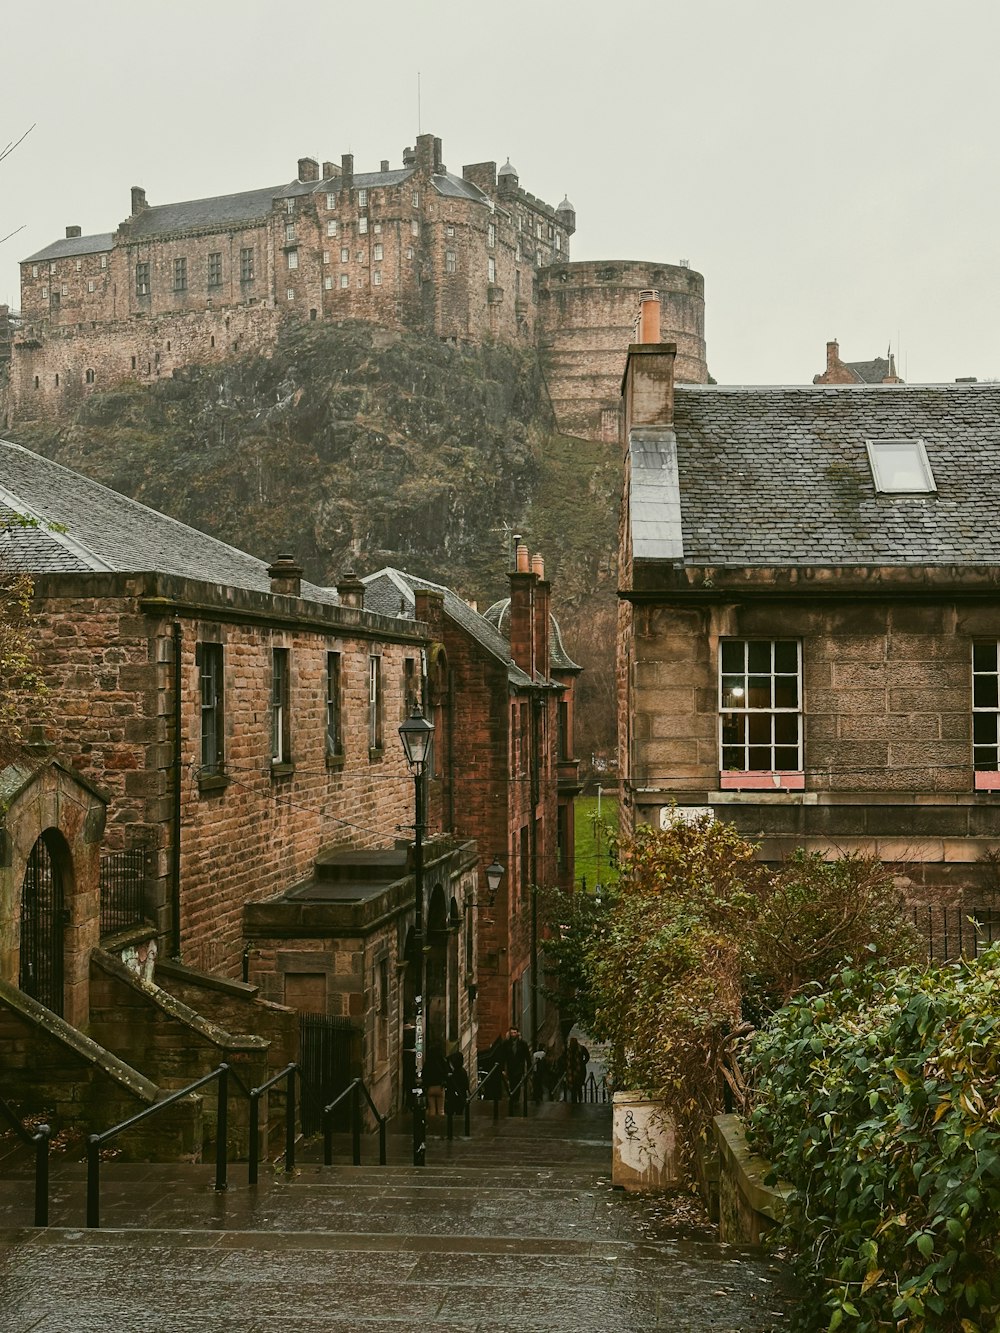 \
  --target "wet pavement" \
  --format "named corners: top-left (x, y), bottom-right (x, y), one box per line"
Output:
top-left (0, 1101), bottom-right (797, 1331)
